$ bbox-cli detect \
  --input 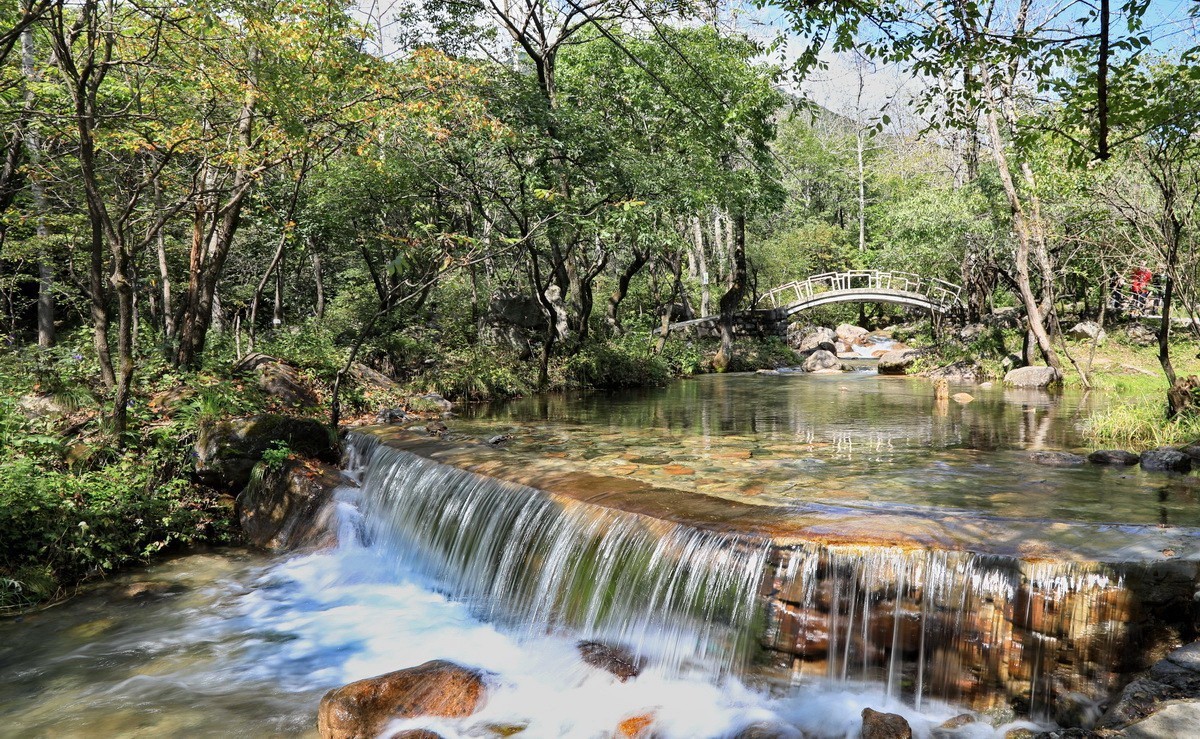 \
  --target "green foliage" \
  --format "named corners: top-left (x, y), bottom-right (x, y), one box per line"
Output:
top-left (420, 347), bottom-right (534, 401)
top-left (0, 452), bottom-right (231, 610)
top-left (1082, 394), bottom-right (1200, 448)
top-left (566, 338), bottom-right (672, 389)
